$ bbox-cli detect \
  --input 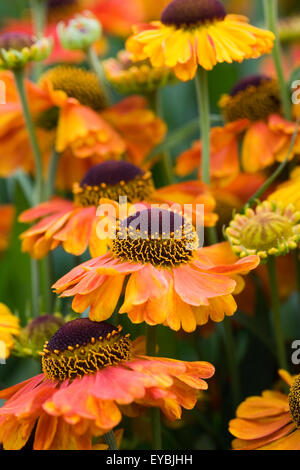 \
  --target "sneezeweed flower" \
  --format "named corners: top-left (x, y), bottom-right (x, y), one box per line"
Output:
top-left (19, 161), bottom-right (155, 258)
top-left (126, 0), bottom-right (275, 81)
top-left (0, 303), bottom-right (20, 360)
top-left (0, 318), bottom-right (215, 450)
top-left (103, 50), bottom-right (176, 95)
top-left (229, 370), bottom-right (300, 450)
top-left (38, 65), bottom-right (167, 166)
top-left (0, 66), bottom-right (166, 186)
top-left (52, 207), bottom-right (259, 331)
top-left (13, 314), bottom-right (65, 359)
top-left (19, 160), bottom-right (217, 259)
top-left (176, 75), bottom-right (300, 179)
top-left (226, 201), bottom-right (300, 260)
top-left (57, 12), bottom-right (102, 51)
top-left (0, 205), bottom-right (15, 254)
top-left (0, 32), bottom-right (52, 70)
